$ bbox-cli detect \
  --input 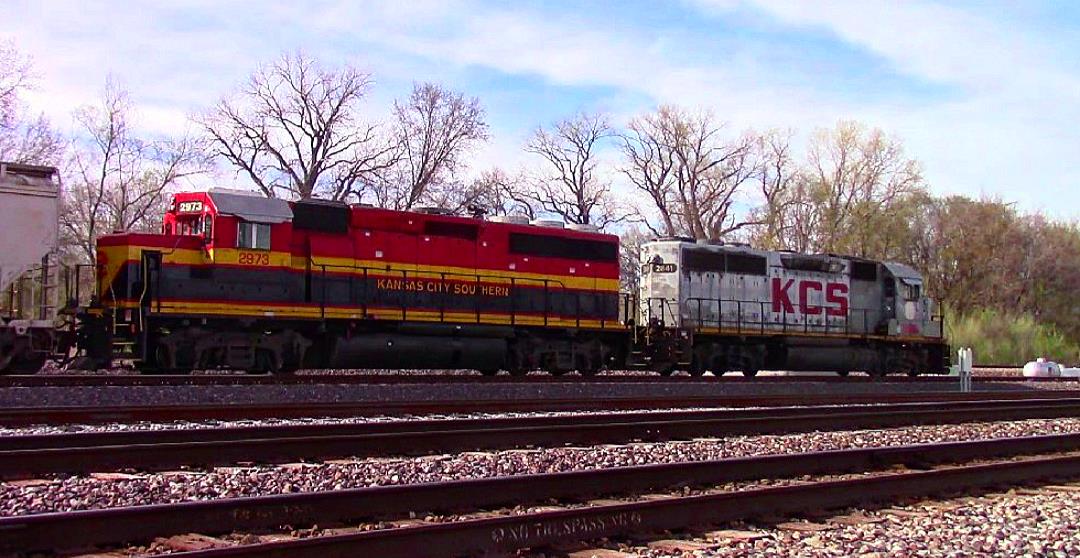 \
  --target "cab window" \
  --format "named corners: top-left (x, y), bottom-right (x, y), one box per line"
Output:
top-left (238, 221), bottom-right (271, 250)
top-left (177, 217), bottom-right (203, 236)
